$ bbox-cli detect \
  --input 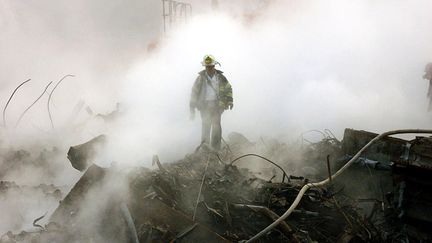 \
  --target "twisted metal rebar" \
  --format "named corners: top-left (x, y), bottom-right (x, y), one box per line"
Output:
top-left (230, 153), bottom-right (288, 183)
top-left (47, 74), bottom-right (75, 129)
top-left (15, 81), bottom-right (53, 128)
top-left (2, 79), bottom-right (31, 127)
